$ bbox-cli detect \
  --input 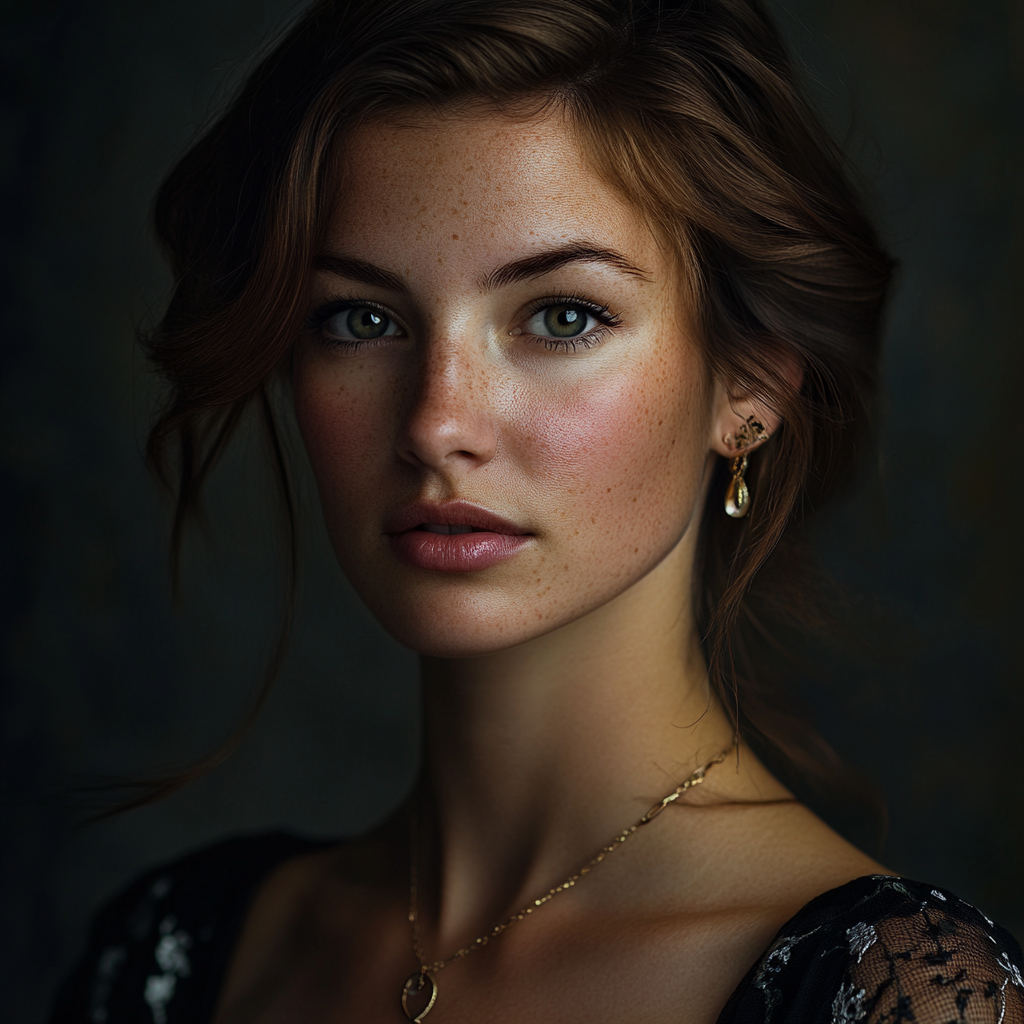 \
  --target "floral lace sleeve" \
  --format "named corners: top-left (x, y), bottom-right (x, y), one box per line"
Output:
top-left (49, 833), bottom-right (321, 1024)
top-left (719, 876), bottom-right (1024, 1024)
